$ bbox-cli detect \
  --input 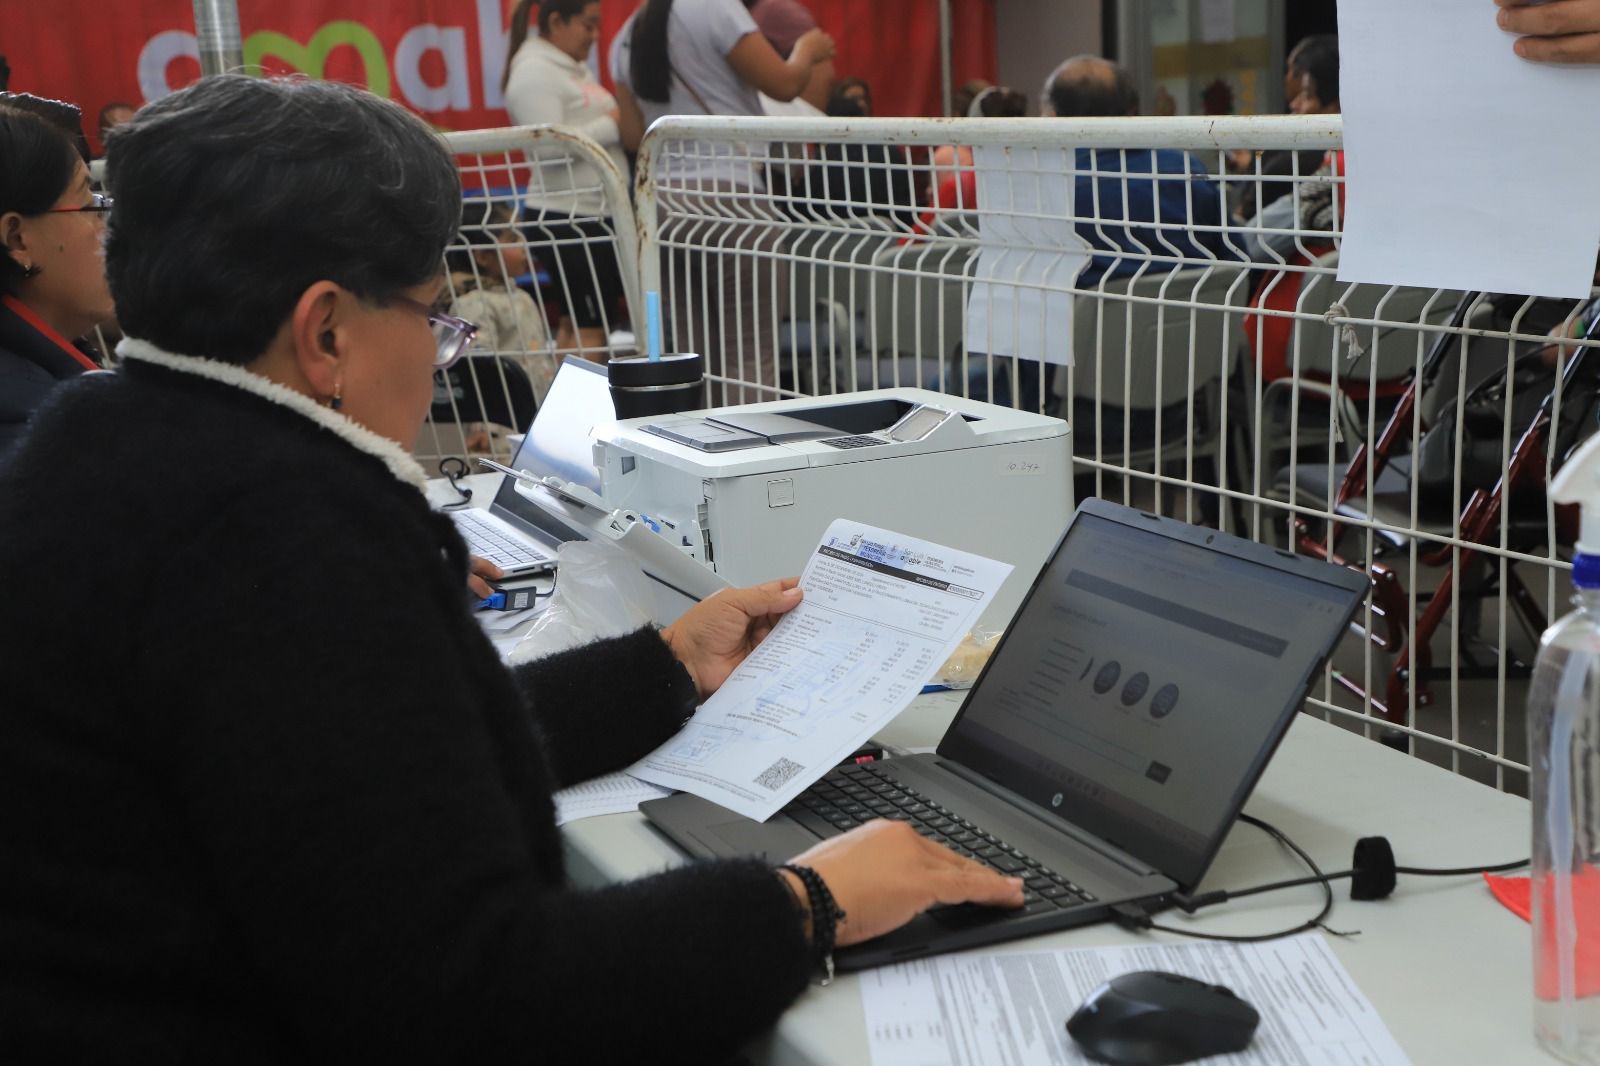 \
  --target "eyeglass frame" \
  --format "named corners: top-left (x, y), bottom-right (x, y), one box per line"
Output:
top-left (393, 295), bottom-right (478, 370)
top-left (42, 192), bottom-right (114, 216)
